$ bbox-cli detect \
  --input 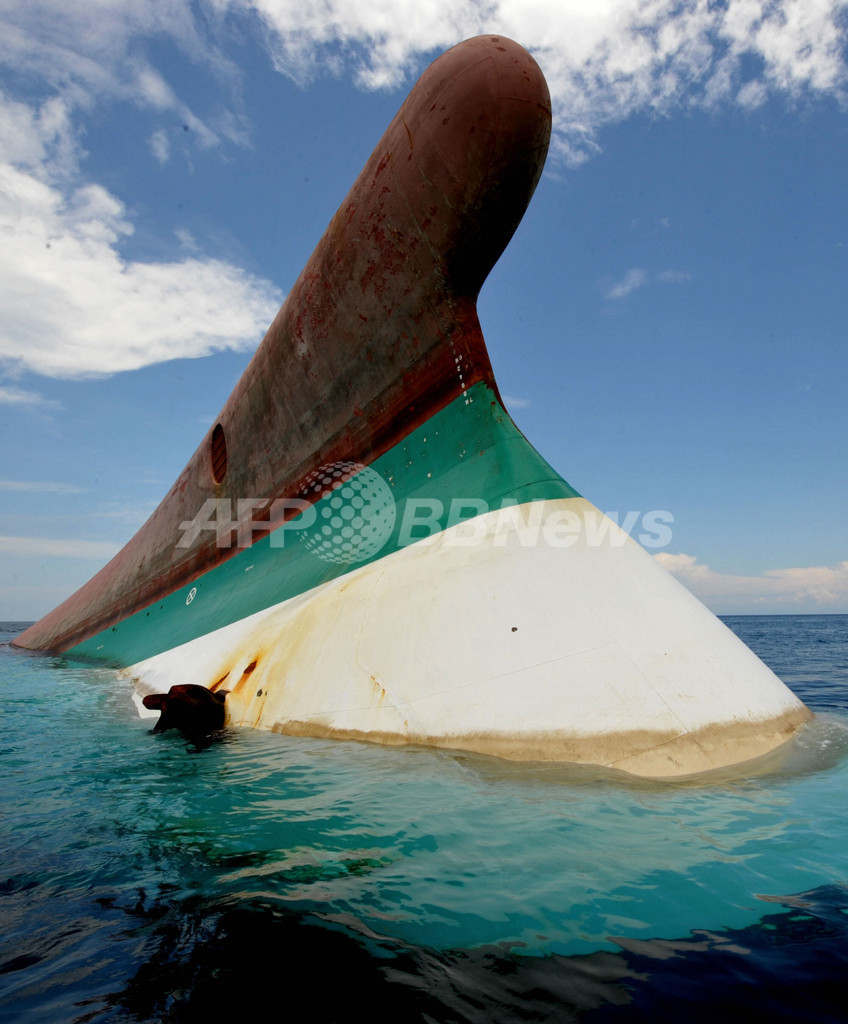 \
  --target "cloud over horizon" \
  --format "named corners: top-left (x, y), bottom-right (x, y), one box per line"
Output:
top-left (655, 552), bottom-right (848, 613)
